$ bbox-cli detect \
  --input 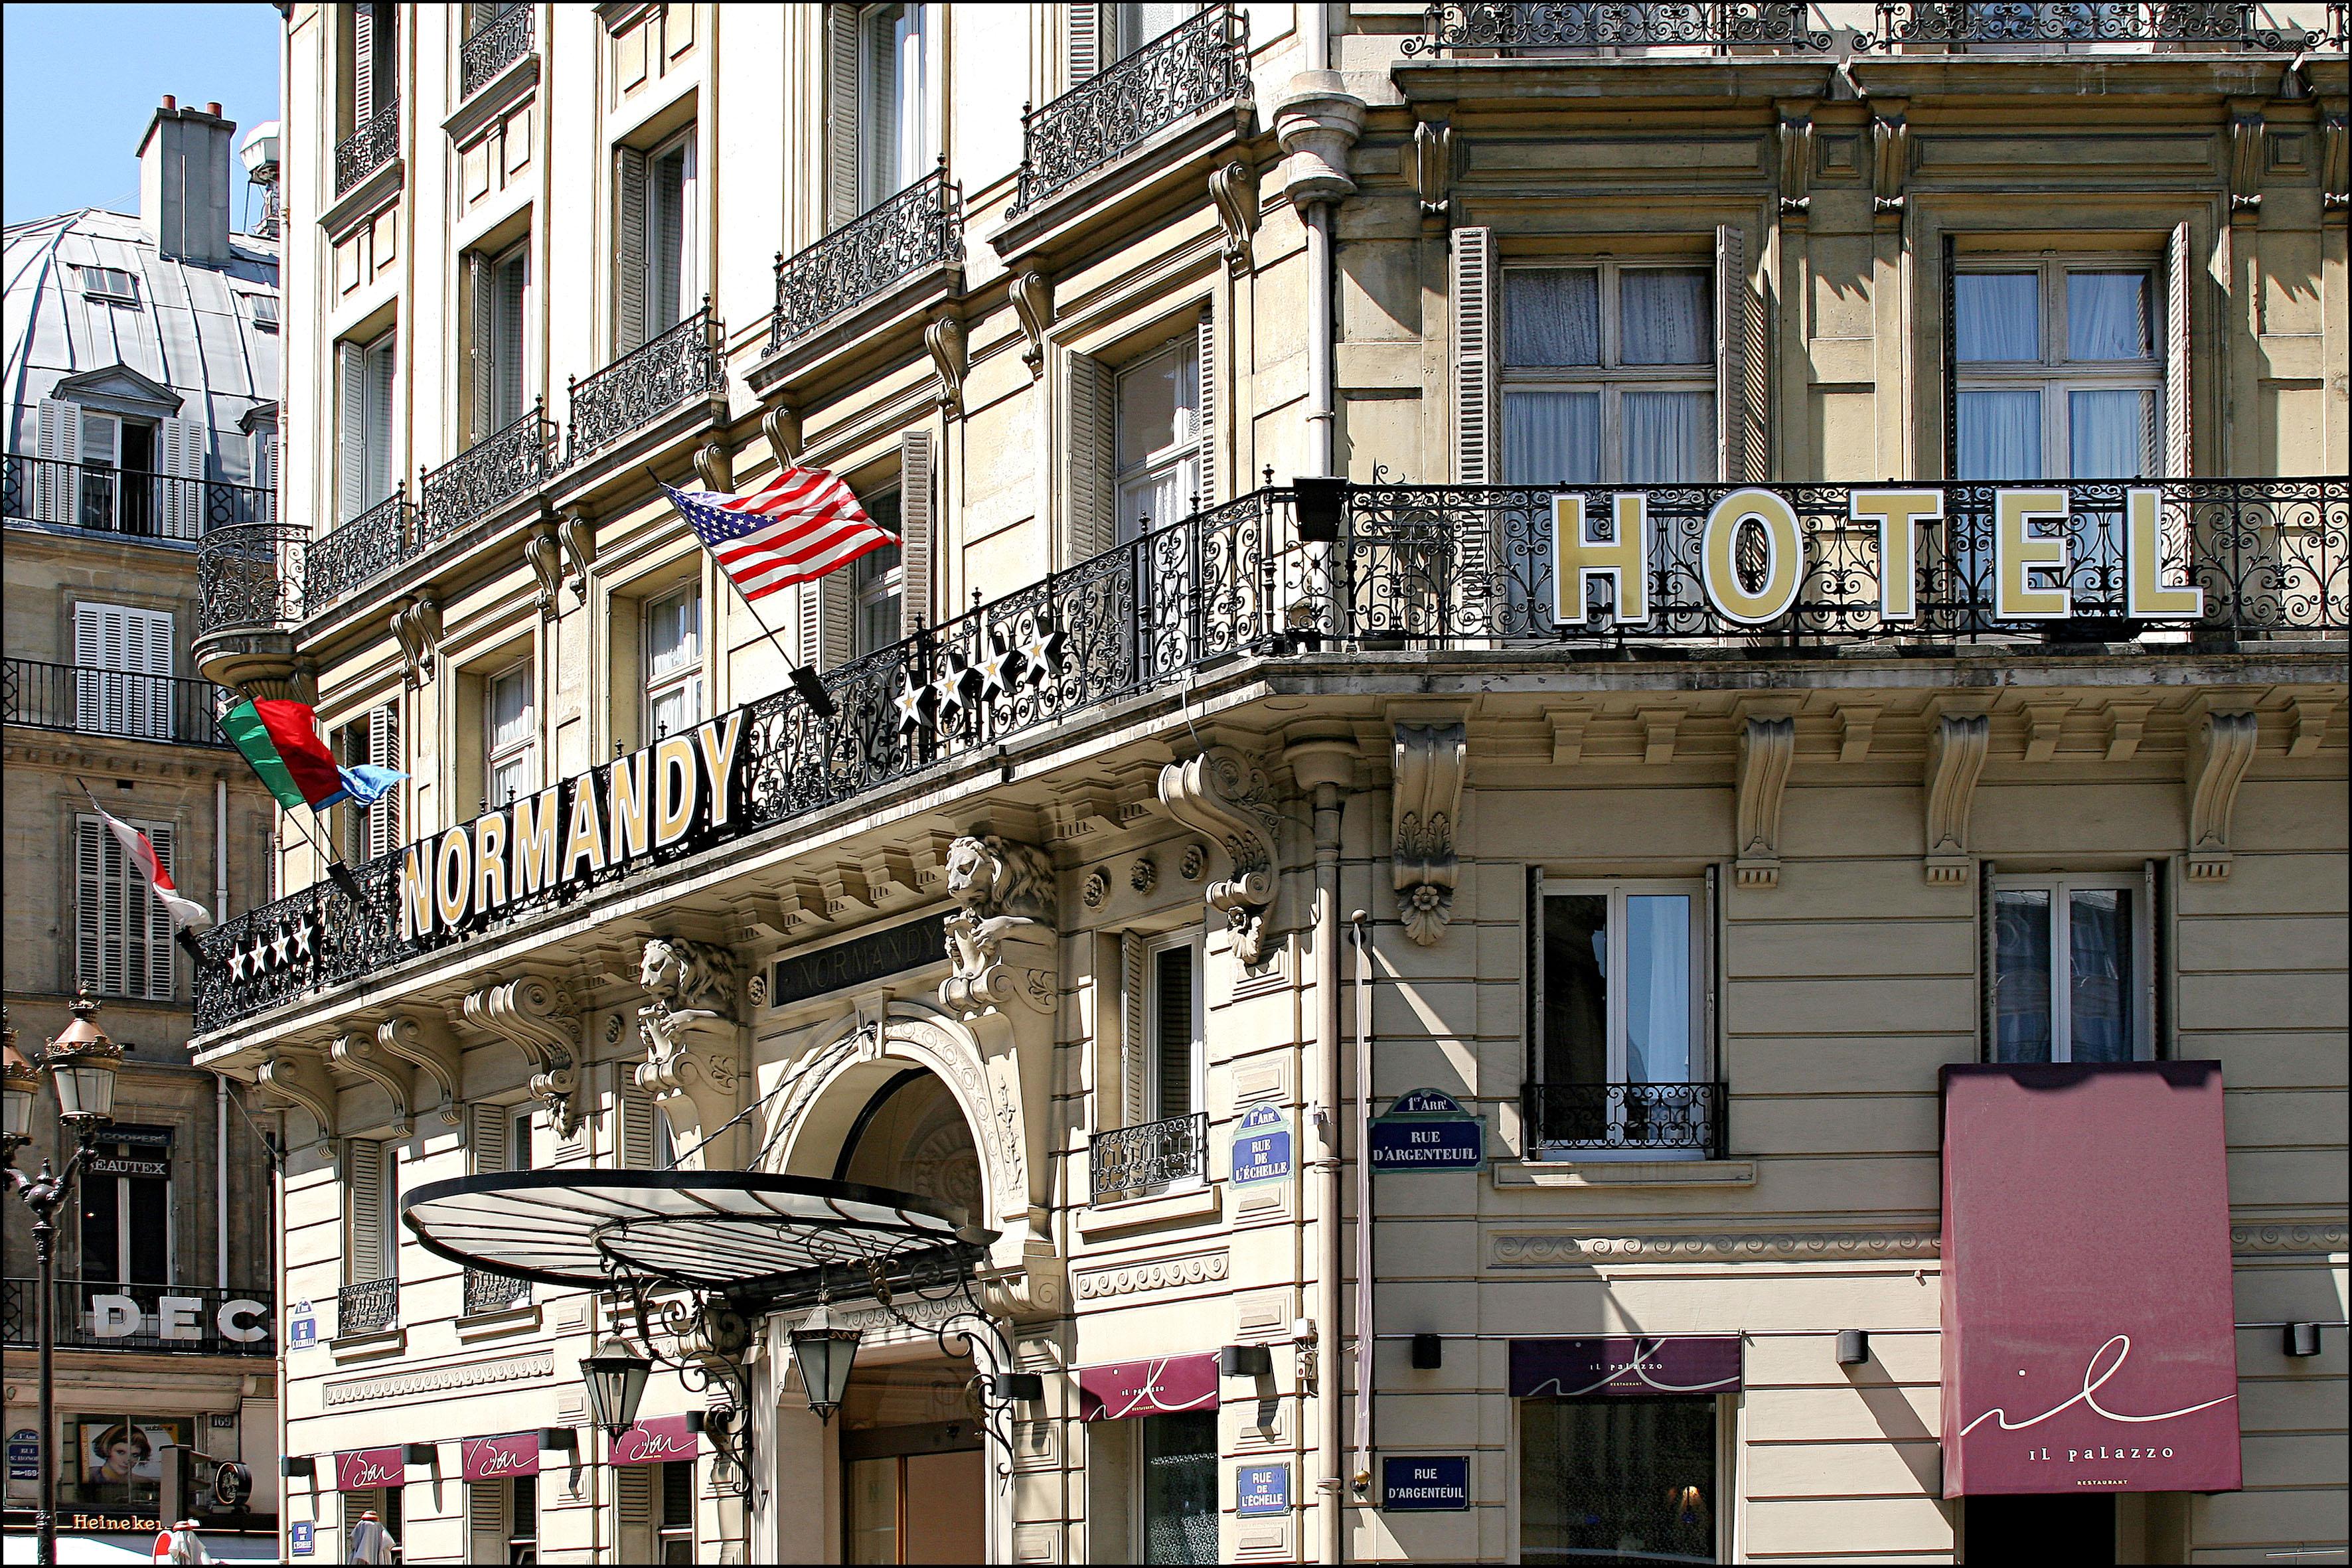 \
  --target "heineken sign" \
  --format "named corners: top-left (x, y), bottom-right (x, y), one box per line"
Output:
top-left (402, 714), bottom-right (745, 941)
